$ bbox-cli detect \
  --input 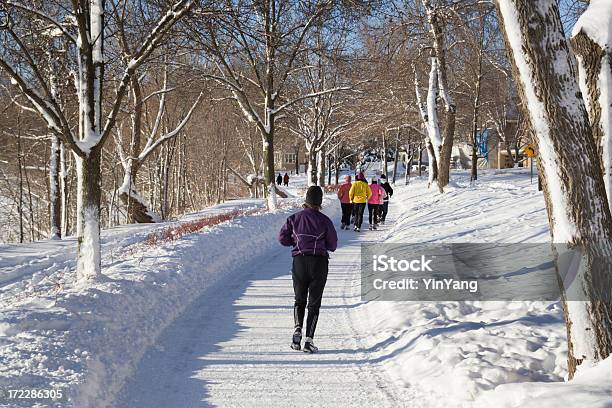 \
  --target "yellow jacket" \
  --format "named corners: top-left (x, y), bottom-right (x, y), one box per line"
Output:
top-left (349, 180), bottom-right (372, 204)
